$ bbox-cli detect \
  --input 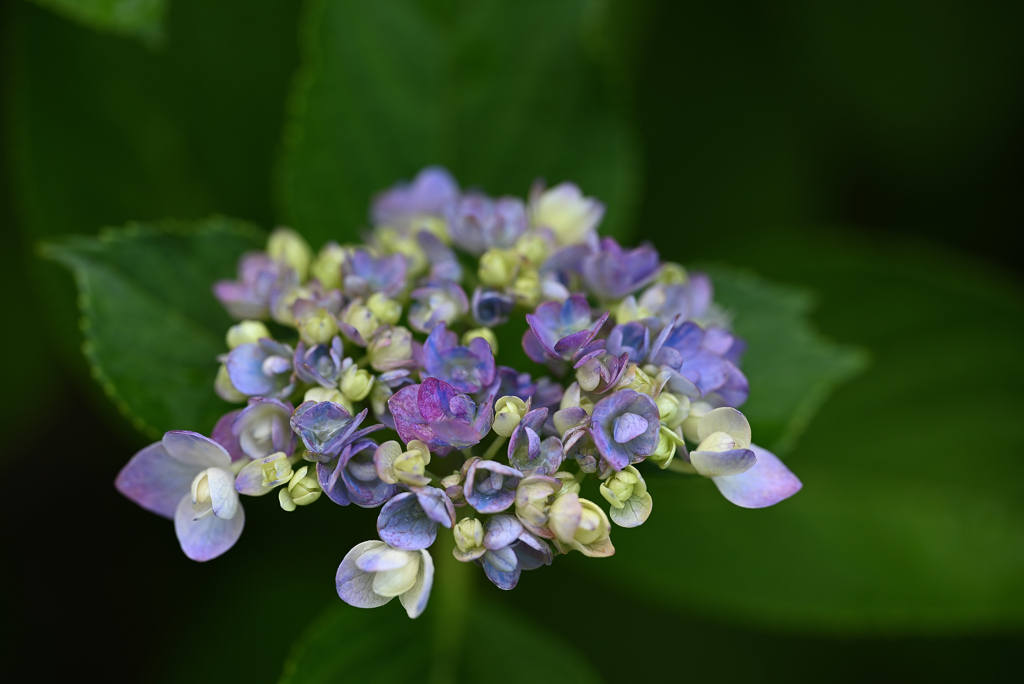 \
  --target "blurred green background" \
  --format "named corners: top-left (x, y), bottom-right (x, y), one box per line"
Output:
top-left (3, 0), bottom-right (1023, 681)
